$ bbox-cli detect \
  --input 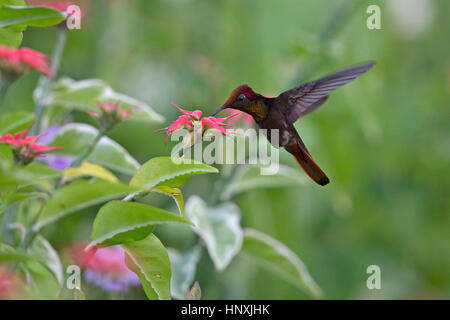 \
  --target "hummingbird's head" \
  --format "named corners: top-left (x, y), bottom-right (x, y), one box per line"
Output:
top-left (211, 85), bottom-right (258, 116)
